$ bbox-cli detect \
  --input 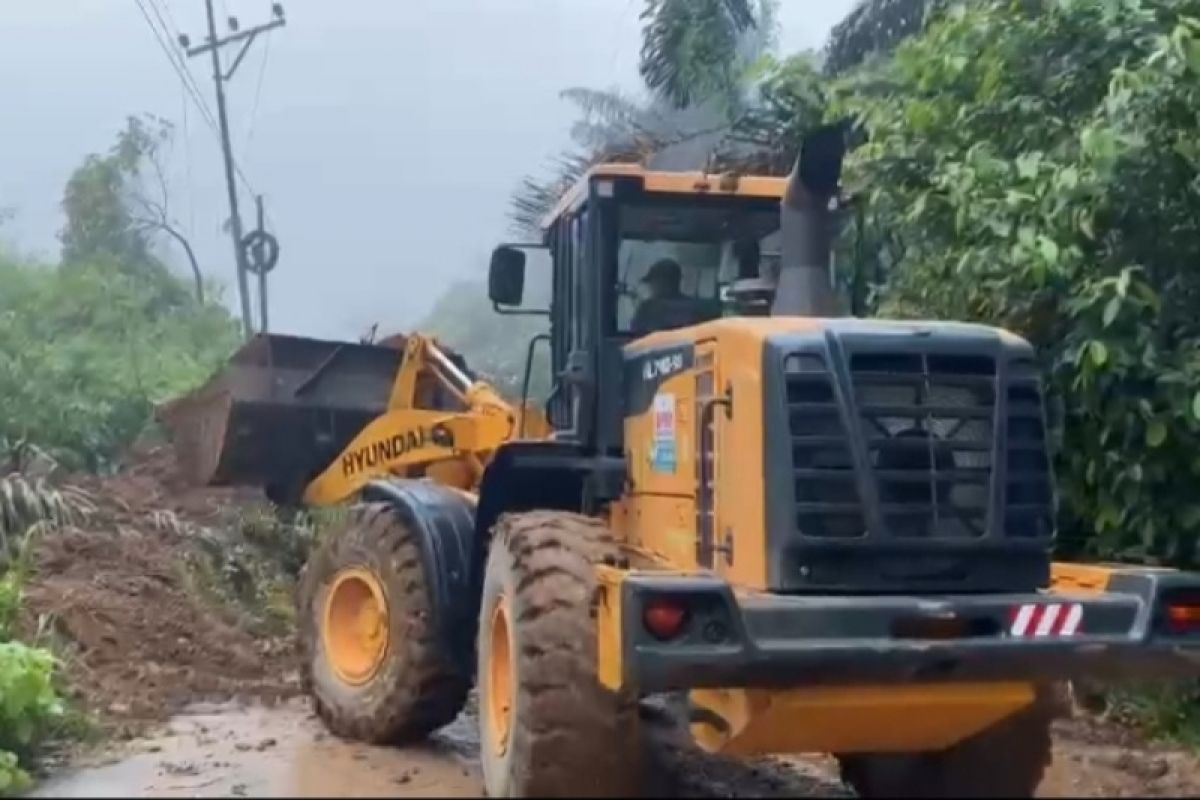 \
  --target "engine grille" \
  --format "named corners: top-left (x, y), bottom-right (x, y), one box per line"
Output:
top-left (850, 352), bottom-right (995, 539)
top-left (783, 350), bottom-right (1053, 542)
top-left (785, 353), bottom-right (865, 539)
